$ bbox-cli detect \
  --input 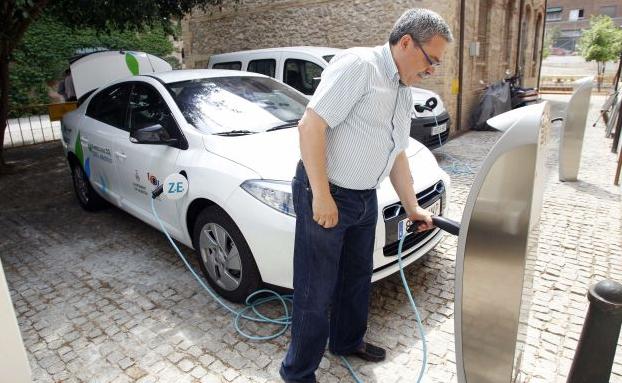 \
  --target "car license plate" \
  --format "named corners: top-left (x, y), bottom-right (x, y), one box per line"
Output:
top-left (431, 123), bottom-right (447, 135)
top-left (397, 199), bottom-right (442, 240)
